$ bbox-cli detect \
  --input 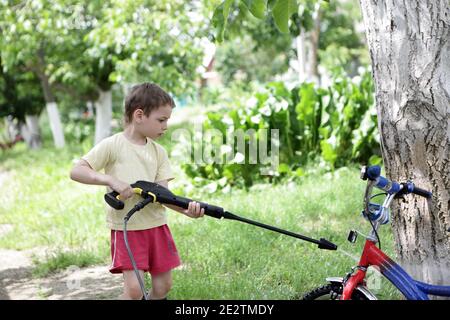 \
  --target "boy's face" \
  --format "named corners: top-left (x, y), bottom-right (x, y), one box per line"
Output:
top-left (136, 104), bottom-right (172, 140)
